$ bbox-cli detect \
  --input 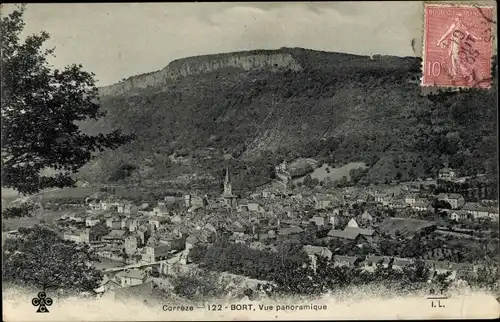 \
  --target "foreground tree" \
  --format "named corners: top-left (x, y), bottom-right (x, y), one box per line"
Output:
top-left (170, 266), bottom-right (232, 302)
top-left (1, 5), bottom-right (133, 195)
top-left (2, 226), bottom-right (103, 293)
